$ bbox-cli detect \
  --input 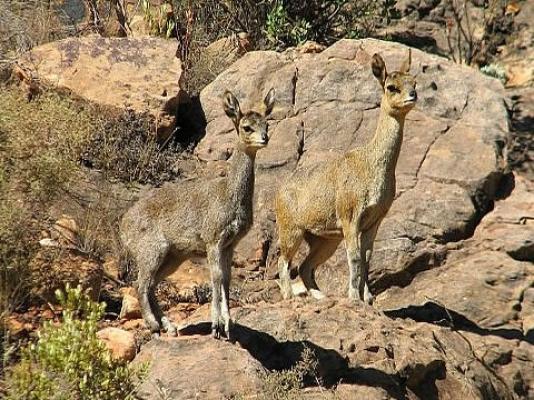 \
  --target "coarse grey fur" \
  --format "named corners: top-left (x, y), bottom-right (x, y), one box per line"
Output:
top-left (120, 88), bottom-right (275, 339)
